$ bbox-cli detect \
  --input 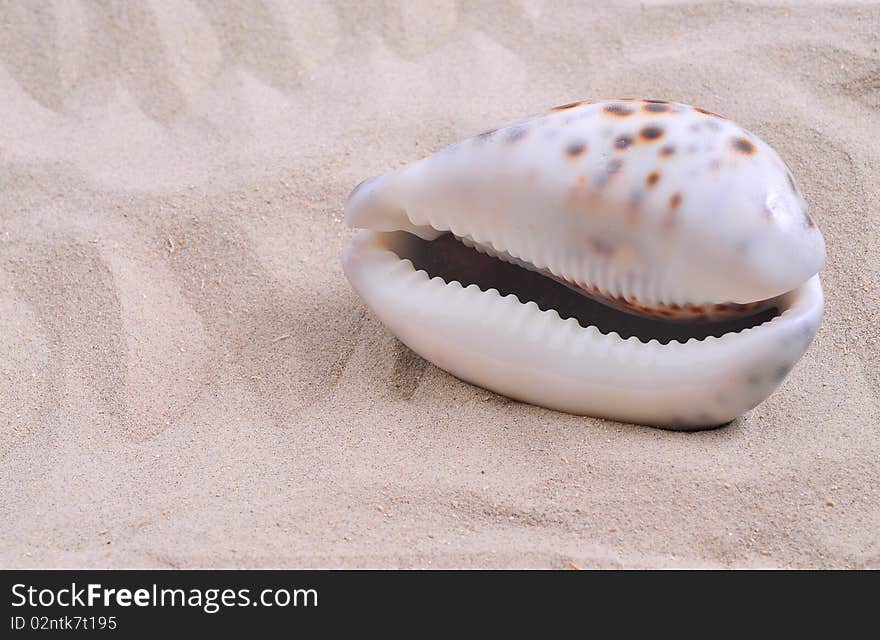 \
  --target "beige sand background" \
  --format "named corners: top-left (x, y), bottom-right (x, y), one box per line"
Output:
top-left (1, 1), bottom-right (877, 569)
